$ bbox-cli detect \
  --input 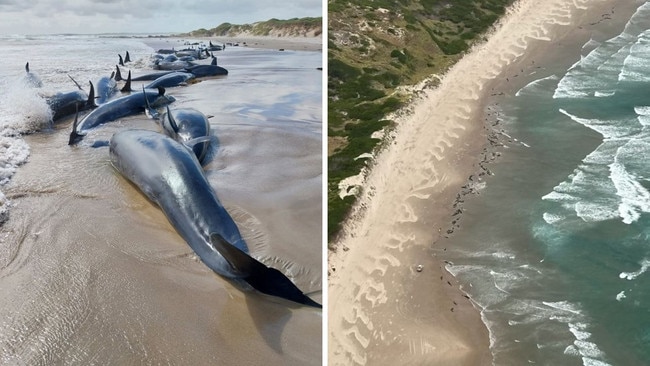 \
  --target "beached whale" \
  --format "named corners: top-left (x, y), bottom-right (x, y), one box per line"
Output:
top-left (46, 82), bottom-right (96, 121)
top-left (208, 41), bottom-right (223, 51)
top-left (115, 65), bottom-right (175, 82)
top-left (95, 72), bottom-right (117, 104)
top-left (185, 57), bottom-right (228, 77)
top-left (109, 129), bottom-right (321, 308)
top-left (160, 106), bottom-right (211, 163)
top-left (68, 87), bottom-right (175, 145)
top-left (155, 60), bottom-right (195, 71)
top-left (144, 71), bottom-right (194, 89)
